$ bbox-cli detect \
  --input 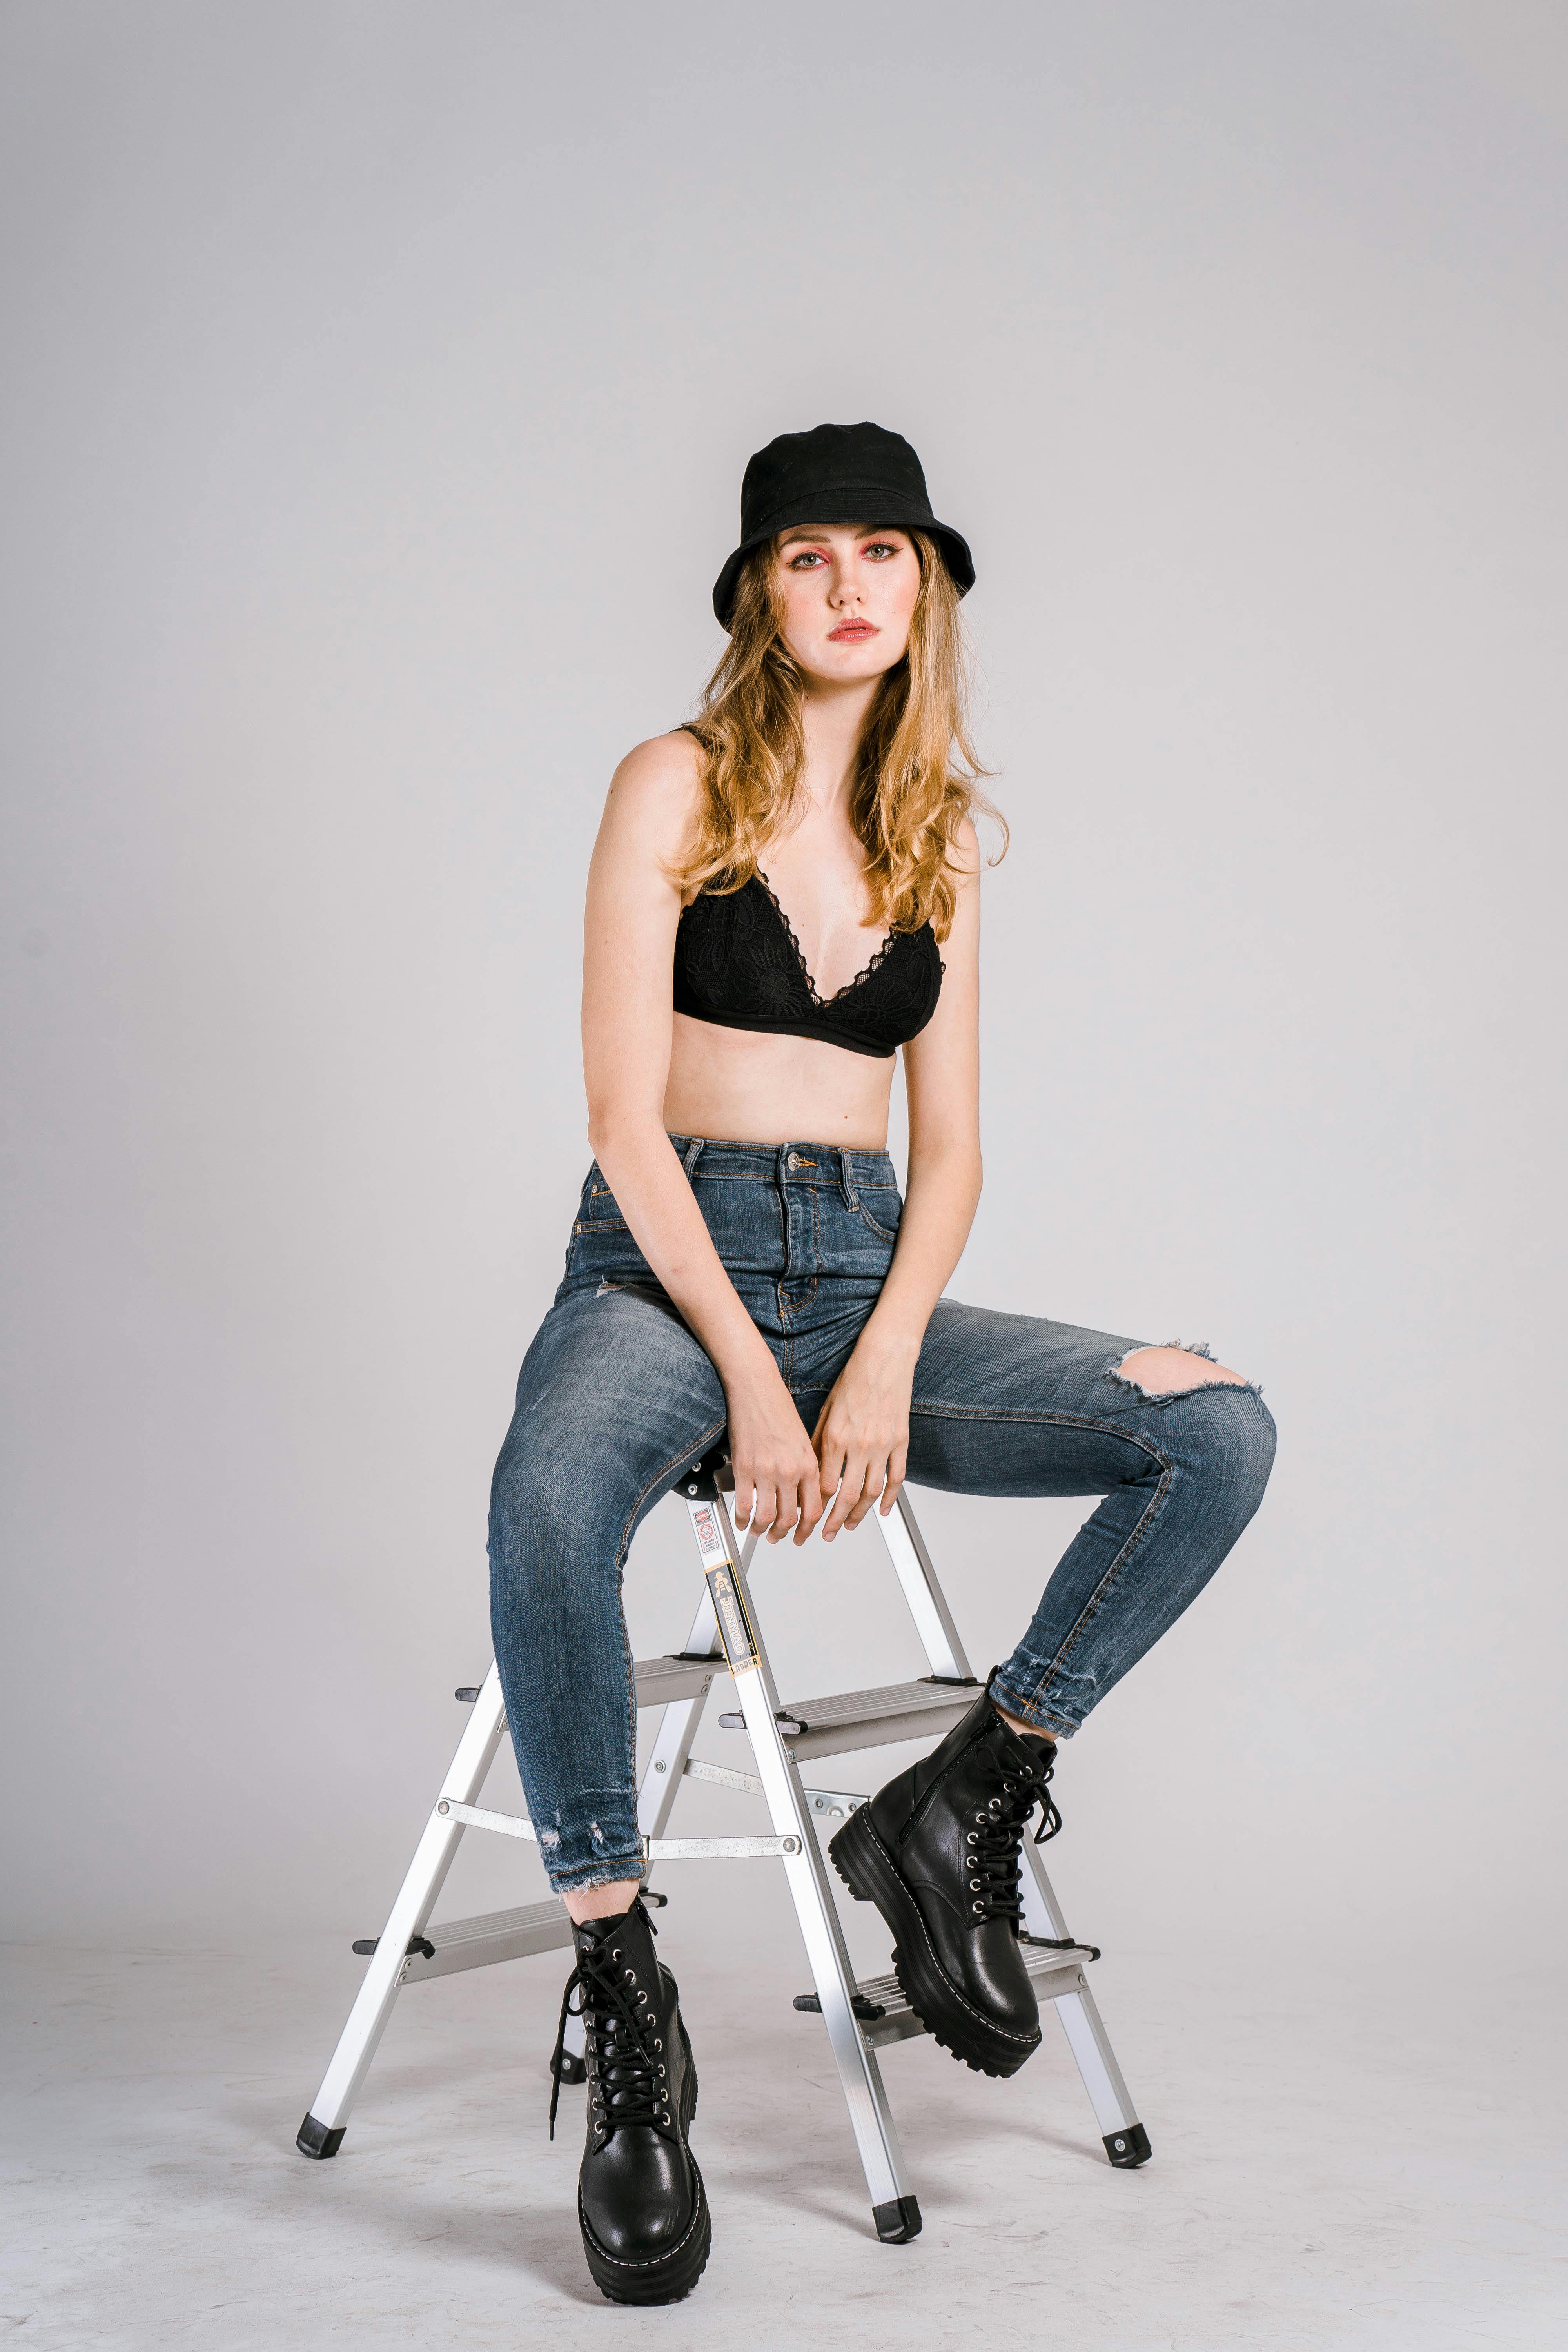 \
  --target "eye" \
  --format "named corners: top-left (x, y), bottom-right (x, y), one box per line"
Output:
top-left (787, 550), bottom-right (827, 569)
top-left (862, 541), bottom-right (901, 561)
